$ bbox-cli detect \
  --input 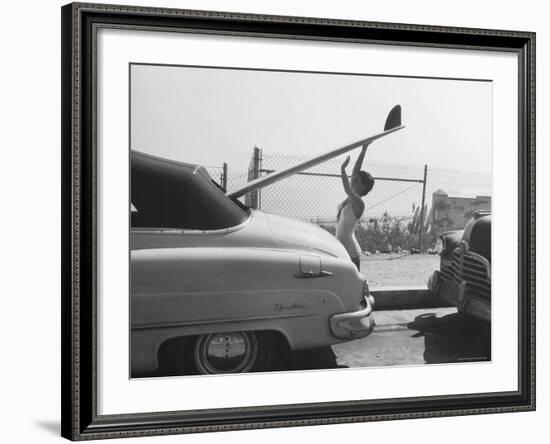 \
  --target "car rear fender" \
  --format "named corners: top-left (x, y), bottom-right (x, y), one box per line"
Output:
top-left (130, 248), bottom-right (364, 373)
